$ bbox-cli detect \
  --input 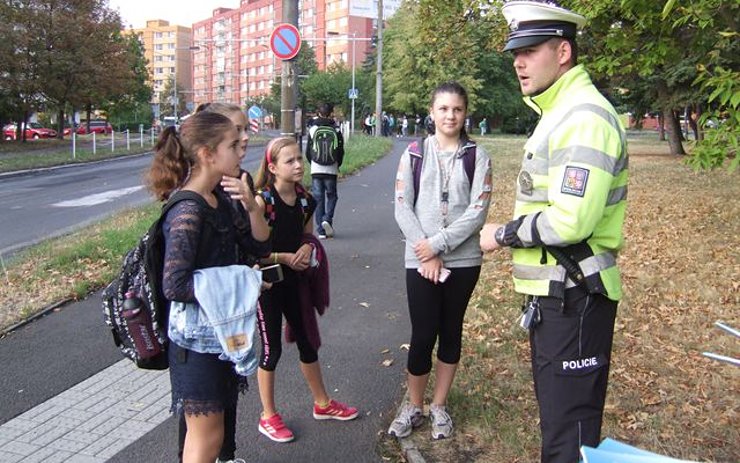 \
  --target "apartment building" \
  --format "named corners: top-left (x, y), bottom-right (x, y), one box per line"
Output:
top-left (133, 1), bottom-right (399, 111)
top-left (191, 0), bottom-right (389, 108)
top-left (129, 20), bottom-right (194, 110)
